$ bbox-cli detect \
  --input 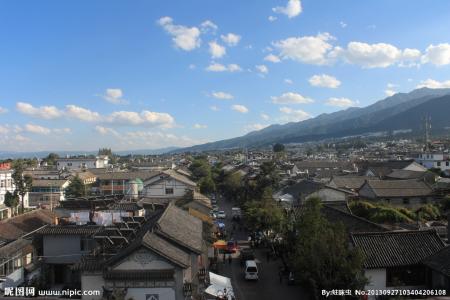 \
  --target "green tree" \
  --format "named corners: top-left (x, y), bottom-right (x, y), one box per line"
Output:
top-left (189, 158), bottom-right (211, 180)
top-left (221, 171), bottom-right (243, 202)
top-left (65, 175), bottom-right (86, 198)
top-left (44, 153), bottom-right (59, 166)
top-left (4, 191), bottom-right (19, 216)
top-left (199, 175), bottom-right (216, 195)
top-left (273, 143), bottom-right (285, 153)
top-left (12, 161), bottom-right (33, 214)
top-left (243, 187), bottom-right (284, 232)
top-left (293, 198), bottom-right (366, 298)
